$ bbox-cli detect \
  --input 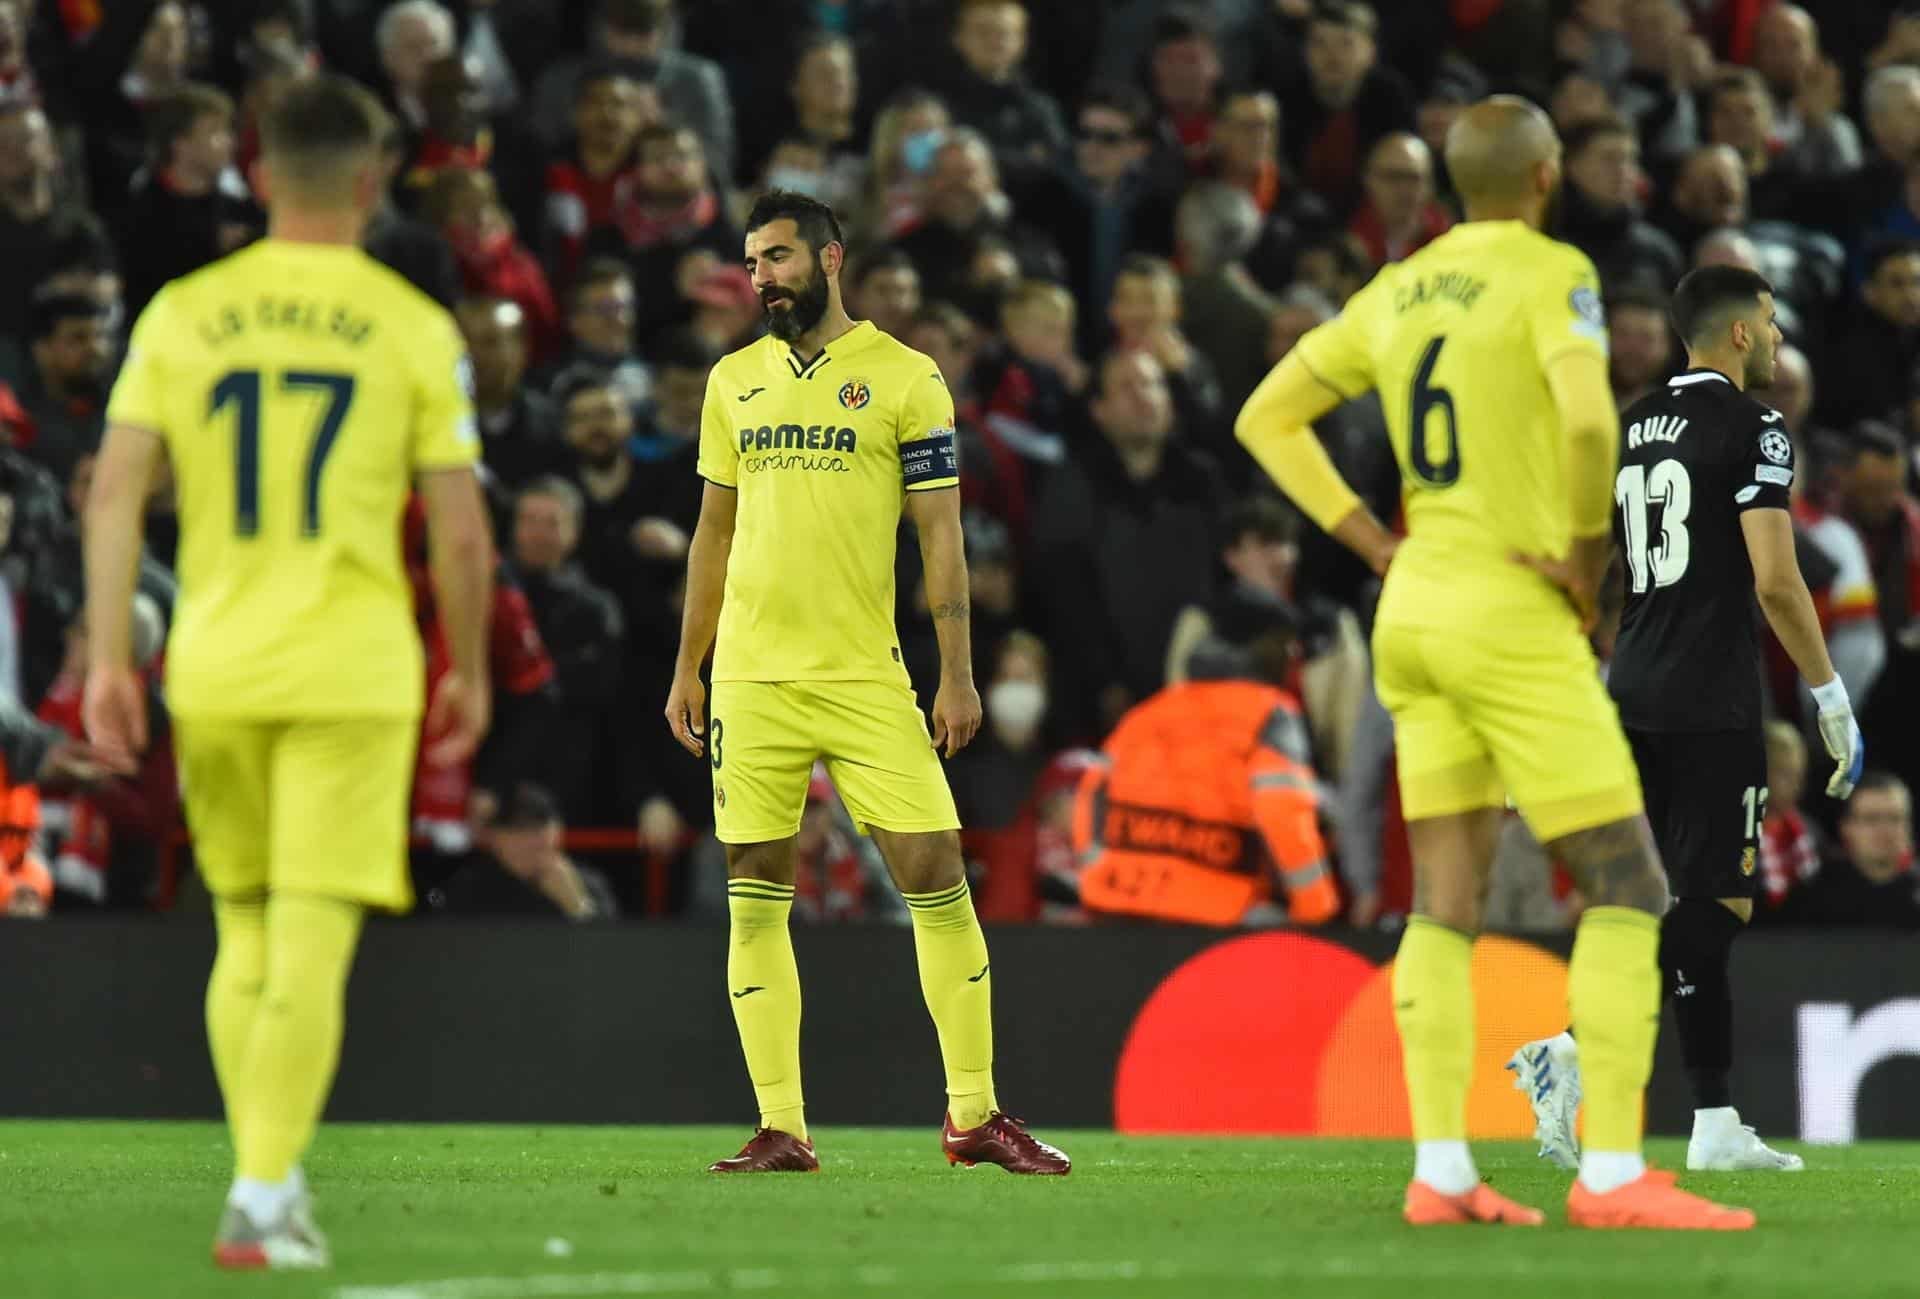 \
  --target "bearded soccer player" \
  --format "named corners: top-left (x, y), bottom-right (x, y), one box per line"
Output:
top-left (664, 190), bottom-right (1067, 1175)
top-left (83, 75), bottom-right (494, 1267)
top-left (1235, 97), bottom-right (1752, 1230)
